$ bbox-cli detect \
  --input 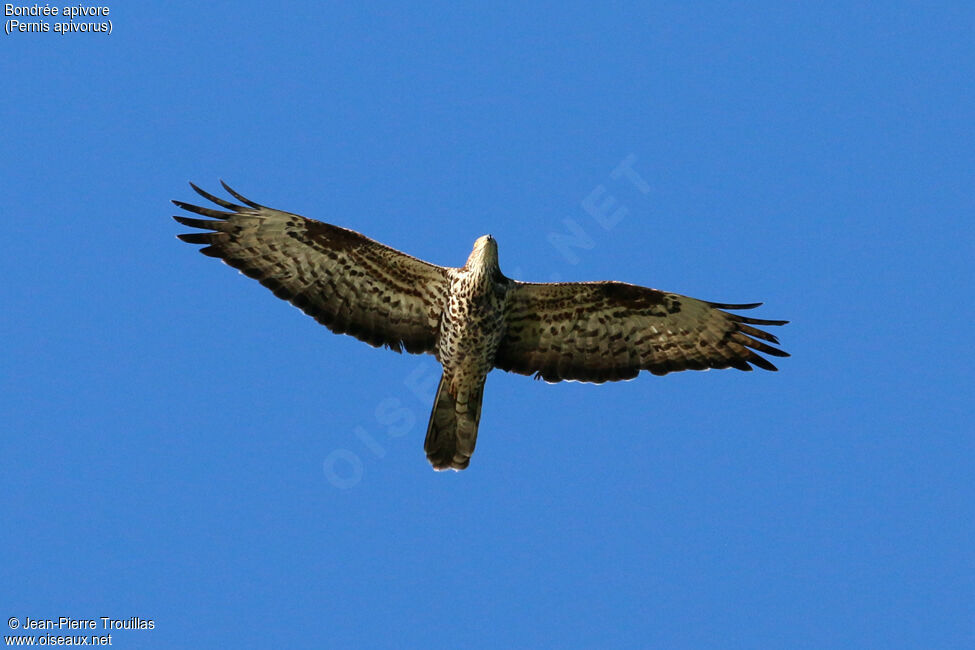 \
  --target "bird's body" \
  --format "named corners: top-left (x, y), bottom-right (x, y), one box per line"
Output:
top-left (428, 236), bottom-right (509, 468)
top-left (174, 183), bottom-right (789, 470)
